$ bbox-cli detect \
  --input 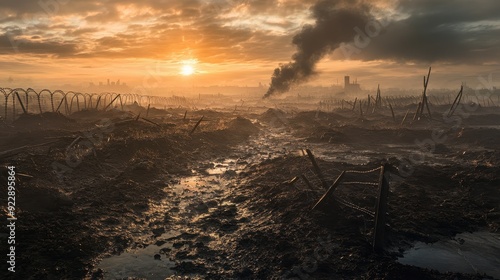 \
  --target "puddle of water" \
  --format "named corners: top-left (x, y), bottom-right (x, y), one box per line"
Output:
top-left (98, 243), bottom-right (175, 280)
top-left (398, 232), bottom-right (500, 279)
